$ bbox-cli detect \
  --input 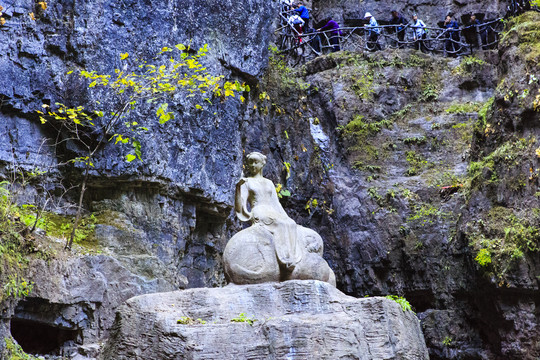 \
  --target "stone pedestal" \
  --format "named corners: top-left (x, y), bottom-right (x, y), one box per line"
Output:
top-left (102, 280), bottom-right (428, 359)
